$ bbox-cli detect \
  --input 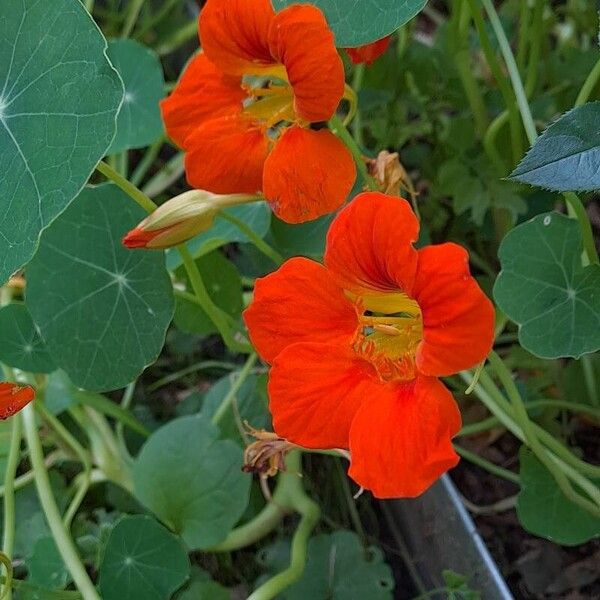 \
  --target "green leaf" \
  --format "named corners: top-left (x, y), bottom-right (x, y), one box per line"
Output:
top-left (107, 39), bottom-right (165, 154)
top-left (166, 203), bottom-right (271, 270)
top-left (493, 212), bottom-right (600, 359)
top-left (510, 103), bottom-right (600, 192)
top-left (133, 415), bottom-right (251, 549)
top-left (258, 531), bottom-right (394, 599)
top-left (270, 214), bottom-right (334, 260)
top-left (0, 303), bottom-right (55, 373)
top-left (174, 567), bottom-right (229, 600)
top-left (98, 515), bottom-right (190, 600)
top-left (271, 0), bottom-right (426, 47)
top-left (44, 370), bottom-right (79, 416)
top-left (174, 251), bottom-right (243, 336)
top-left (0, 0), bottom-right (123, 284)
top-left (26, 537), bottom-right (69, 590)
top-left (26, 184), bottom-right (174, 391)
top-left (517, 448), bottom-right (600, 545)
